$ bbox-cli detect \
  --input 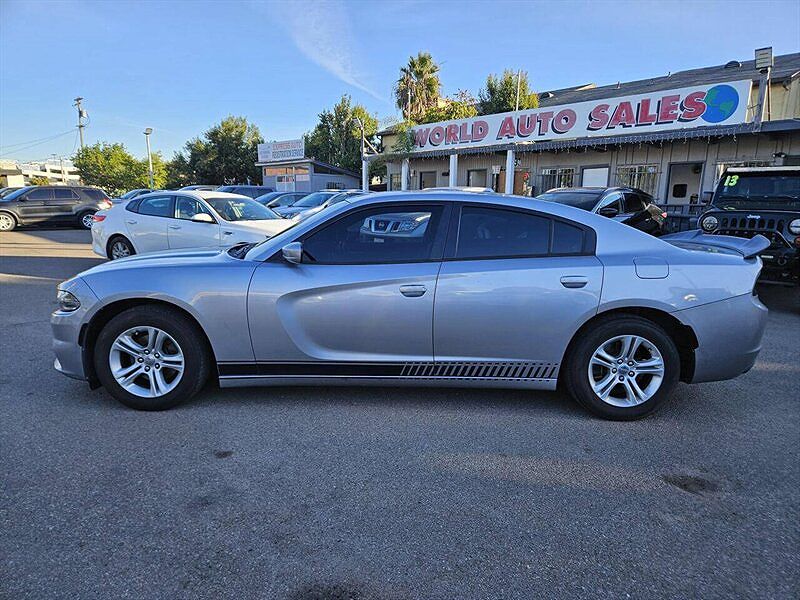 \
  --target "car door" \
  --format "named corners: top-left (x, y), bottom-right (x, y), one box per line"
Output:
top-left (16, 187), bottom-right (52, 222)
top-left (168, 196), bottom-right (221, 249)
top-left (246, 202), bottom-right (450, 369)
top-left (46, 187), bottom-right (80, 222)
top-left (433, 204), bottom-right (602, 374)
top-left (125, 195), bottom-right (173, 253)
